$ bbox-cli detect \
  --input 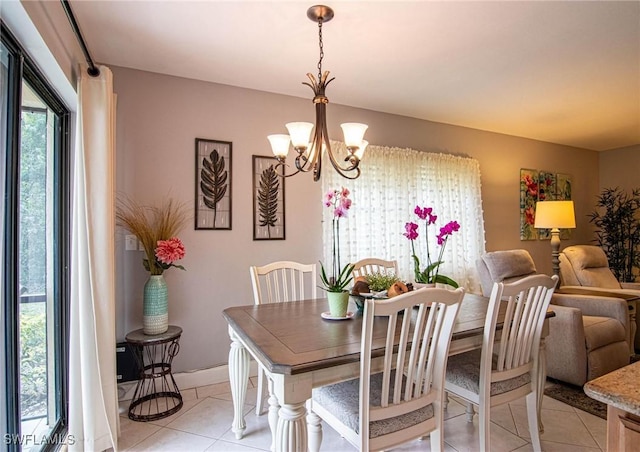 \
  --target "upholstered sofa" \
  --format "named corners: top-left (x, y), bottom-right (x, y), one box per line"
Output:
top-left (477, 249), bottom-right (630, 386)
top-left (560, 245), bottom-right (640, 349)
